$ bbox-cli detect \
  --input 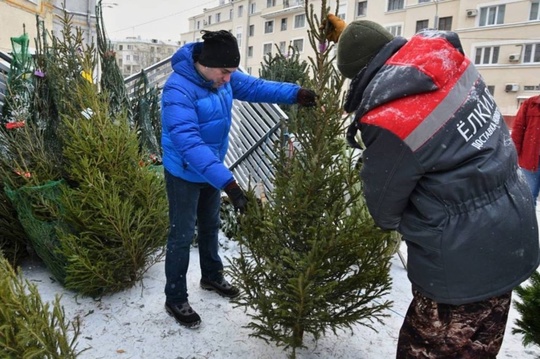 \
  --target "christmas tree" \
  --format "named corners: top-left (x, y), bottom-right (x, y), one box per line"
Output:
top-left (0, 256), bottom-right (81, 358)
top-left (513, 271), bottom-right (540, 349)
top-left (1, 4), bottom-right (168, 295)
top-left (229, 1), bottom-right (396, 357)
top-left (56, 61), bottom-right (168, 296)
